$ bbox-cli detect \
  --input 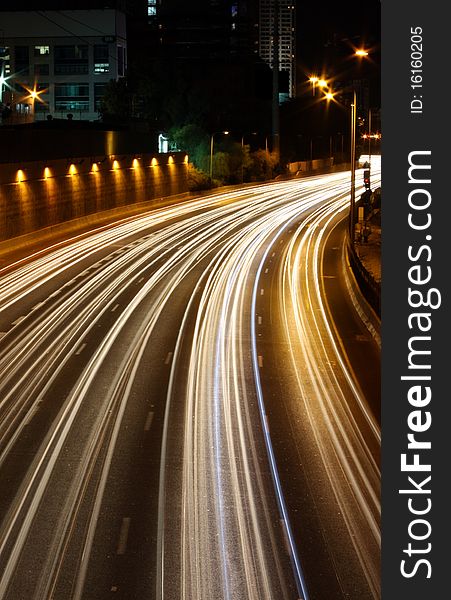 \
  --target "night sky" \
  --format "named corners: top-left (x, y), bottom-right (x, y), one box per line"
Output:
top-left (297, 0), bottom-right (381, 100)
